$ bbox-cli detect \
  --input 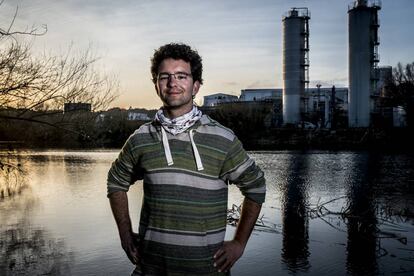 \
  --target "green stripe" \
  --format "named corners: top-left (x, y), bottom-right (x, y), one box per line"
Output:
top-left (144, 195), bottom-right (227, 206)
